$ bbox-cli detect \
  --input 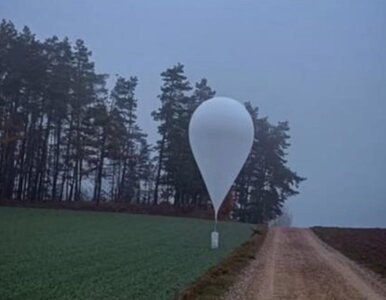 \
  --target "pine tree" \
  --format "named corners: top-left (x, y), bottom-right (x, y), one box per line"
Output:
top-left (66, 39), bottom-right (98, 201)
top-left (0, 20), bottom-right (23, 199)
top-left (173, 78), bottom-right (216, 208)
top-left (234, 103), bottom-right (305, 223)
top-left (44, 37), bottom-right (73, 201)
top-left (110, 76), bottom-right (143, 202)
top-left (152, 63), bottom-right (192, 205)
